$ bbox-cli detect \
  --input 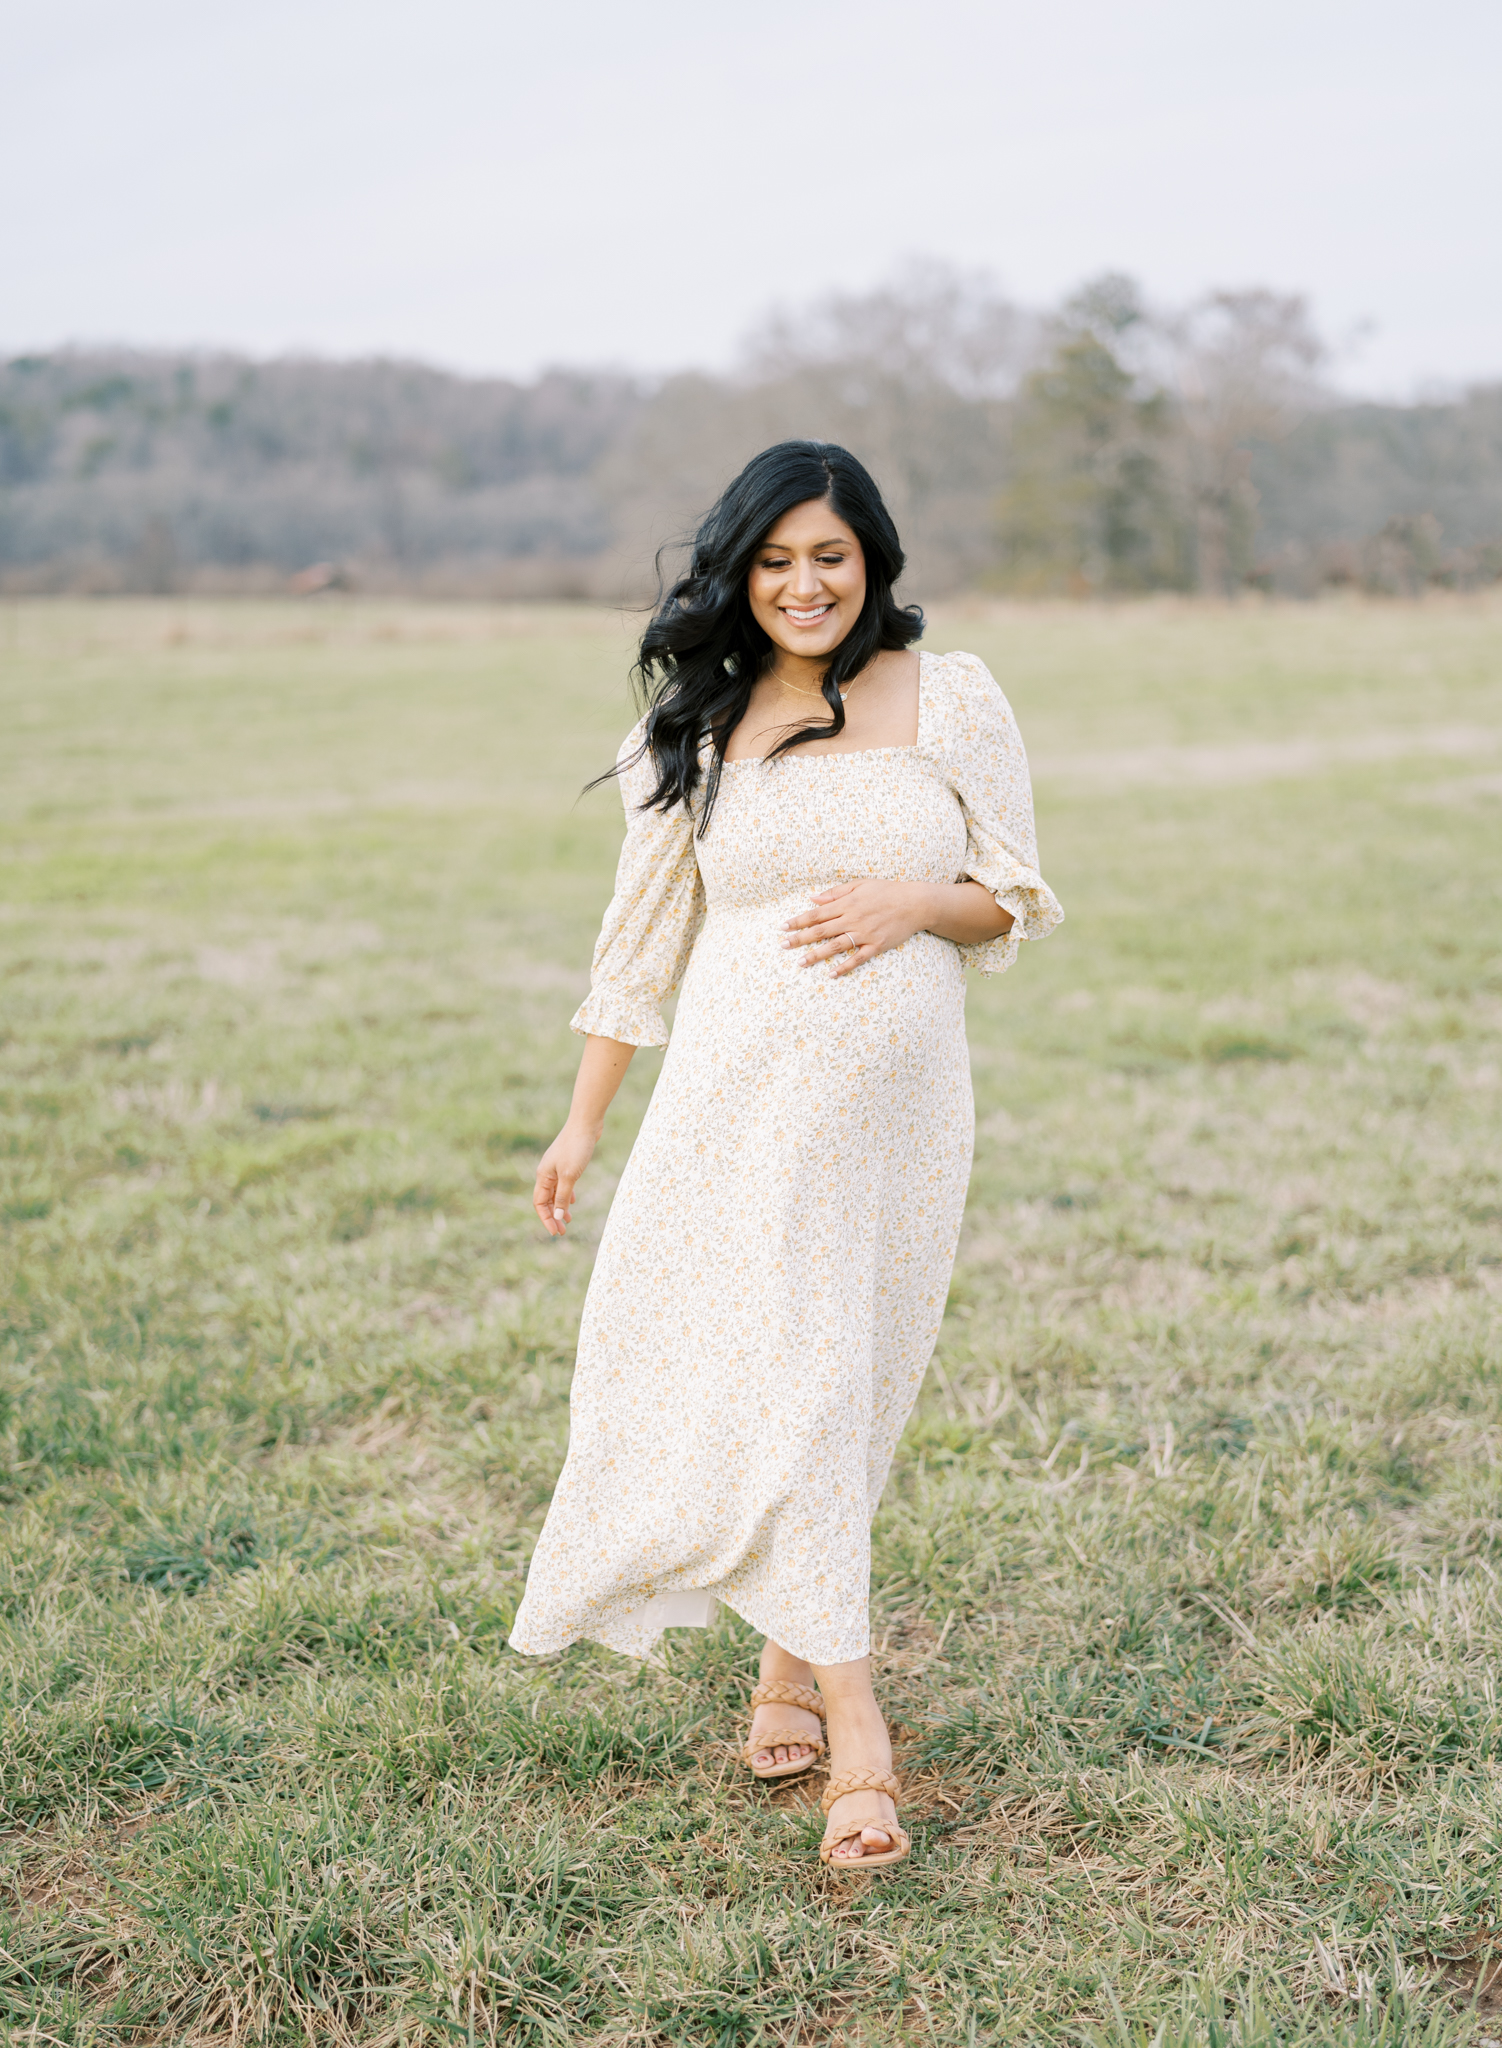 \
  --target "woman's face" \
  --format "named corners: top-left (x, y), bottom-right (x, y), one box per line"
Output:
top-left (746, 497), bottom-right (867, 664)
